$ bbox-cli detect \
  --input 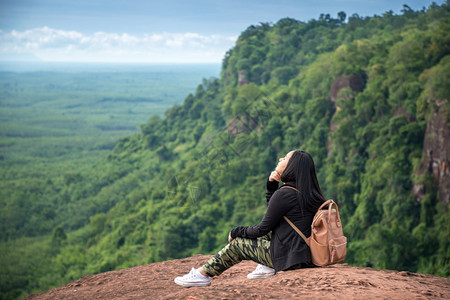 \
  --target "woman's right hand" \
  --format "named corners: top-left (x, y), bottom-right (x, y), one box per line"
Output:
top-left (228, 232), bottom-right (233, 243)
top-left (269, 170), bottom-right (281, 182)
